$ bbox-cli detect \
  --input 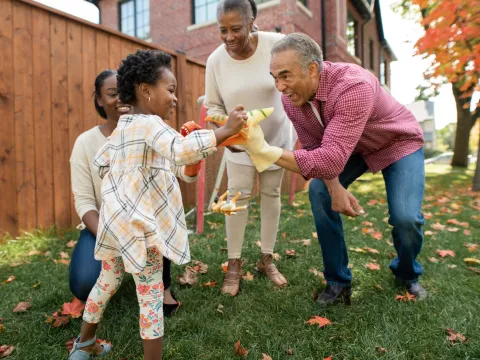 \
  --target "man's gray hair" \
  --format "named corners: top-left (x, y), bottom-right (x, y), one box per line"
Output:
top-left (271, 33), bottom-right (324, 73)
